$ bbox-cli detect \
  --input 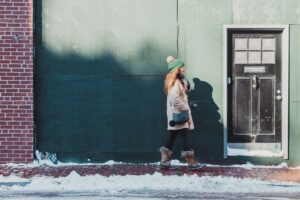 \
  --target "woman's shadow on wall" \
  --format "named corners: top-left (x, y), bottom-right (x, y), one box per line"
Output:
top-left (188, 78), bottom-right (224, 160)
